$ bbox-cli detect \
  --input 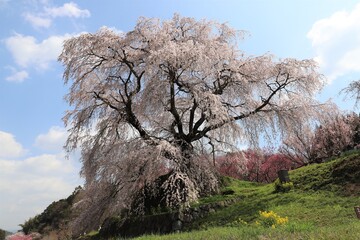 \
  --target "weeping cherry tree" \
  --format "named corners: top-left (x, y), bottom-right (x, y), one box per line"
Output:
top-left (59, 14), bottom-right (334, 233)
